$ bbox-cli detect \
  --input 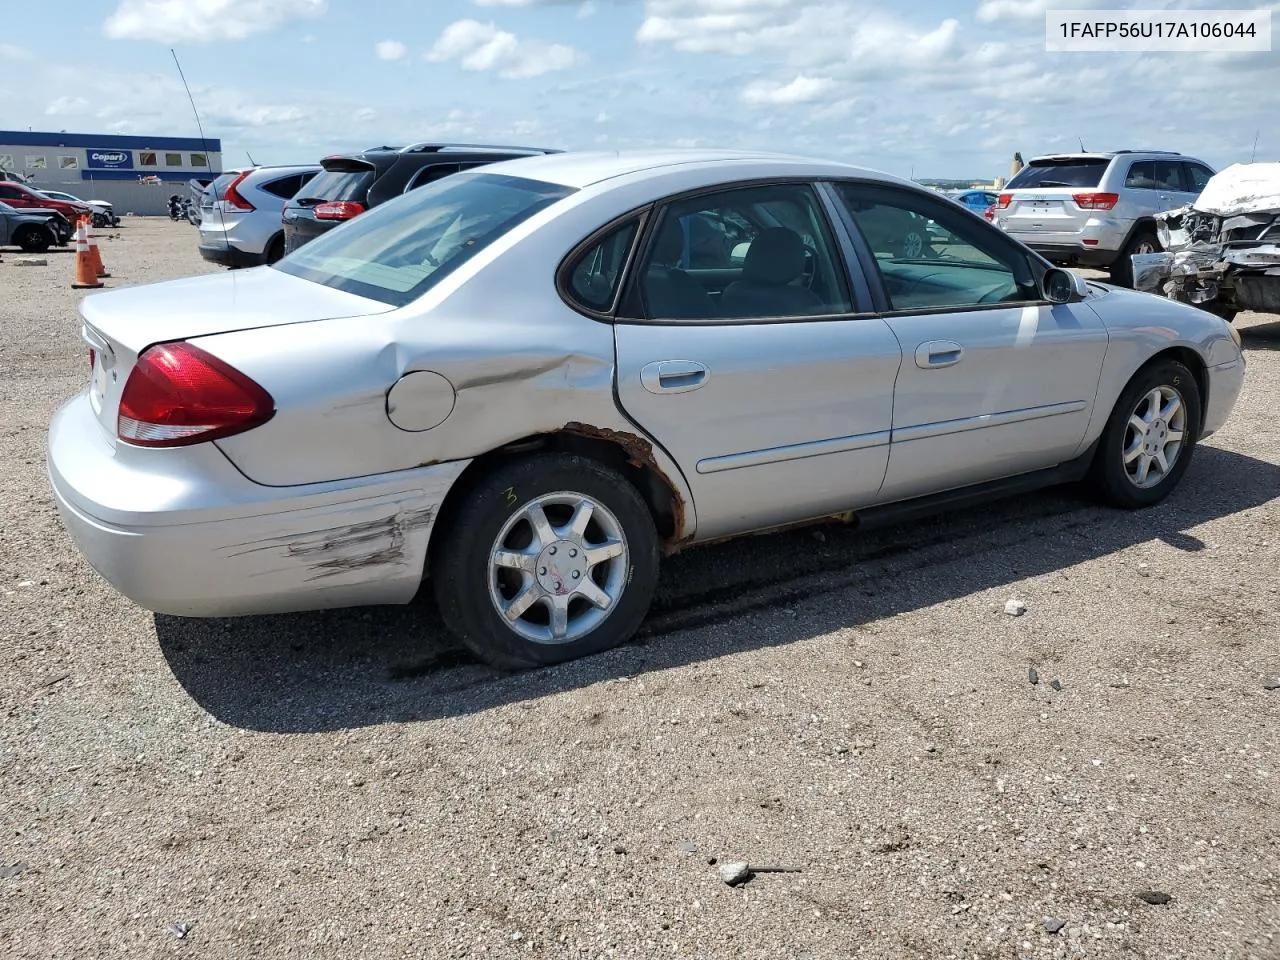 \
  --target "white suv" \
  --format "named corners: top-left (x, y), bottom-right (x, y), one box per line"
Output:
top-left (993, 150), bottom-right (1216, 287)
top-left (197, 164), bottom-right (320, 267)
